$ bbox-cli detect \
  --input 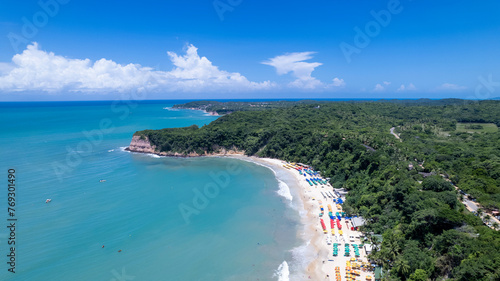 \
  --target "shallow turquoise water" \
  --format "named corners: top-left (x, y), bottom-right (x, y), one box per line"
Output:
top-left (0, 101), bottom-right (300, 280)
